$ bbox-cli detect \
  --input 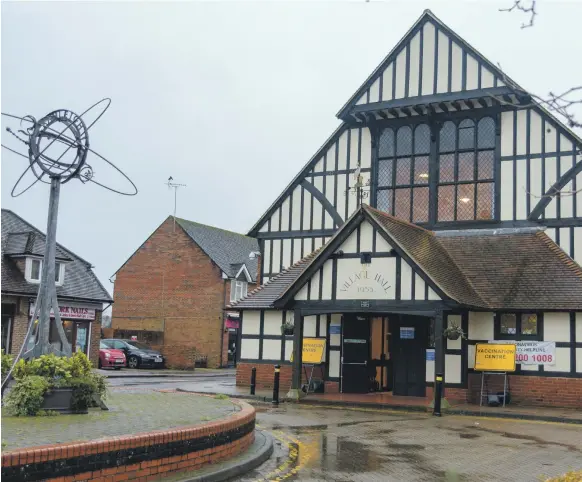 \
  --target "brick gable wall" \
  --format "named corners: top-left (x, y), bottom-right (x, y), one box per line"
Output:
top-left (112, 217), bottom-right (226, 368)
